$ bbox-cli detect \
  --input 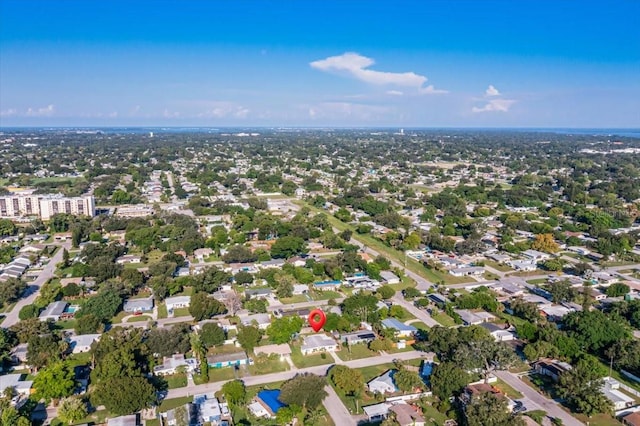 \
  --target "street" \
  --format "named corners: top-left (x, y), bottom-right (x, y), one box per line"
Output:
top-left (165, 350), bottom-right (429, 426)
top-left (494, 371), bottom-right (584, 426)
top-left (2, 242), bottom-right (70, 328)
